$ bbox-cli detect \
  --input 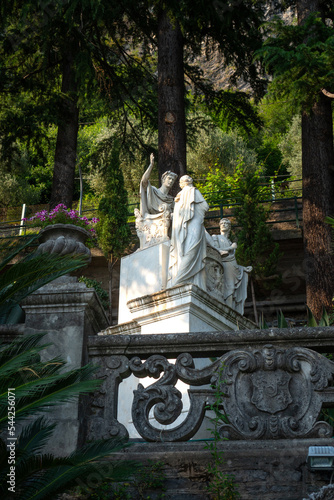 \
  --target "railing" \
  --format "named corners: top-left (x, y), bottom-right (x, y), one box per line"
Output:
top-left (206, 196), bottom-right (302, 232)
top-left (86, 326), bottom-right (334, 443)
top-left (0, 179), bottom-right (303, 239)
